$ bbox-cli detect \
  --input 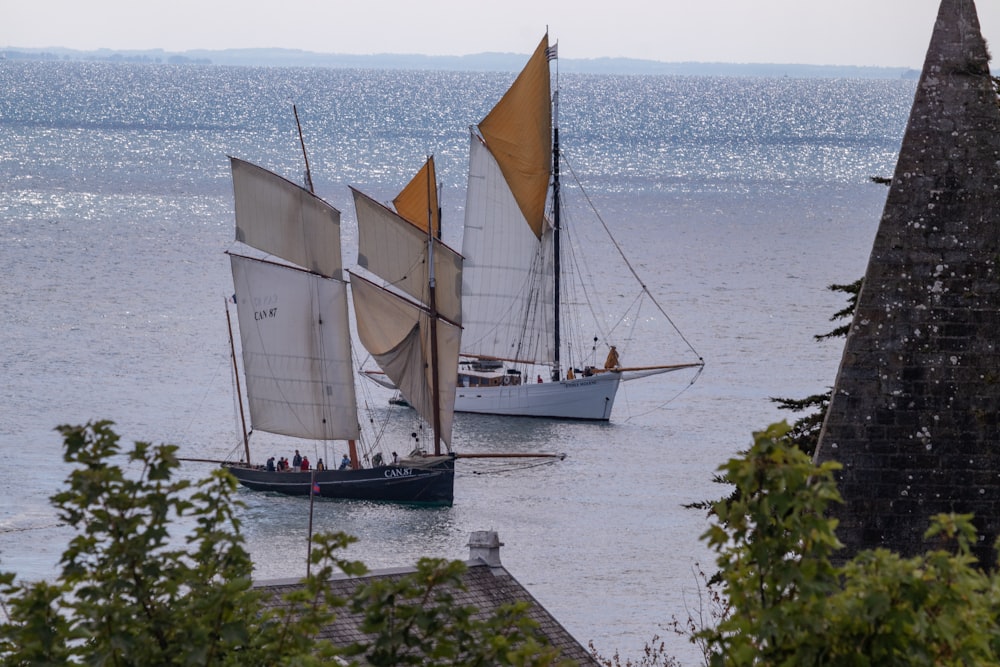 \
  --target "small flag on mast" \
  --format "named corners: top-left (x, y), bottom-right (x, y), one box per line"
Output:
top-left (546, 44), bottom-right (558, 61)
